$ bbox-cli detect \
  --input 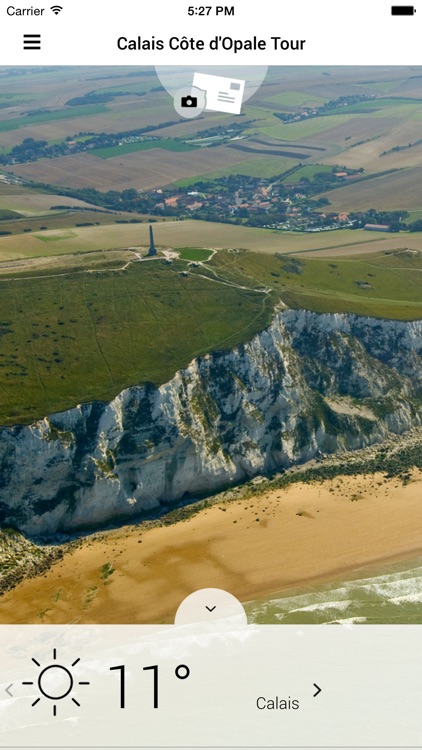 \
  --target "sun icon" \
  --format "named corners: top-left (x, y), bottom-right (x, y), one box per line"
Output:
top-left (22, 649), bottom-right (90, 717)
